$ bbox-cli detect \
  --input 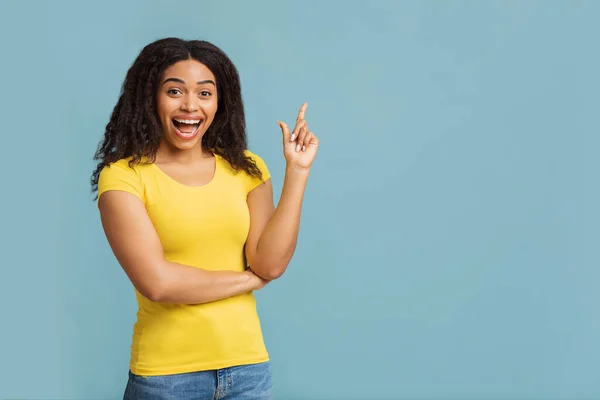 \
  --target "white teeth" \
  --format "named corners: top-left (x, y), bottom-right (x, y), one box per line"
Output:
top-left (174, 118), bottom-right (202, 124)
top-left (175, 122), bottom-right (201, 138)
